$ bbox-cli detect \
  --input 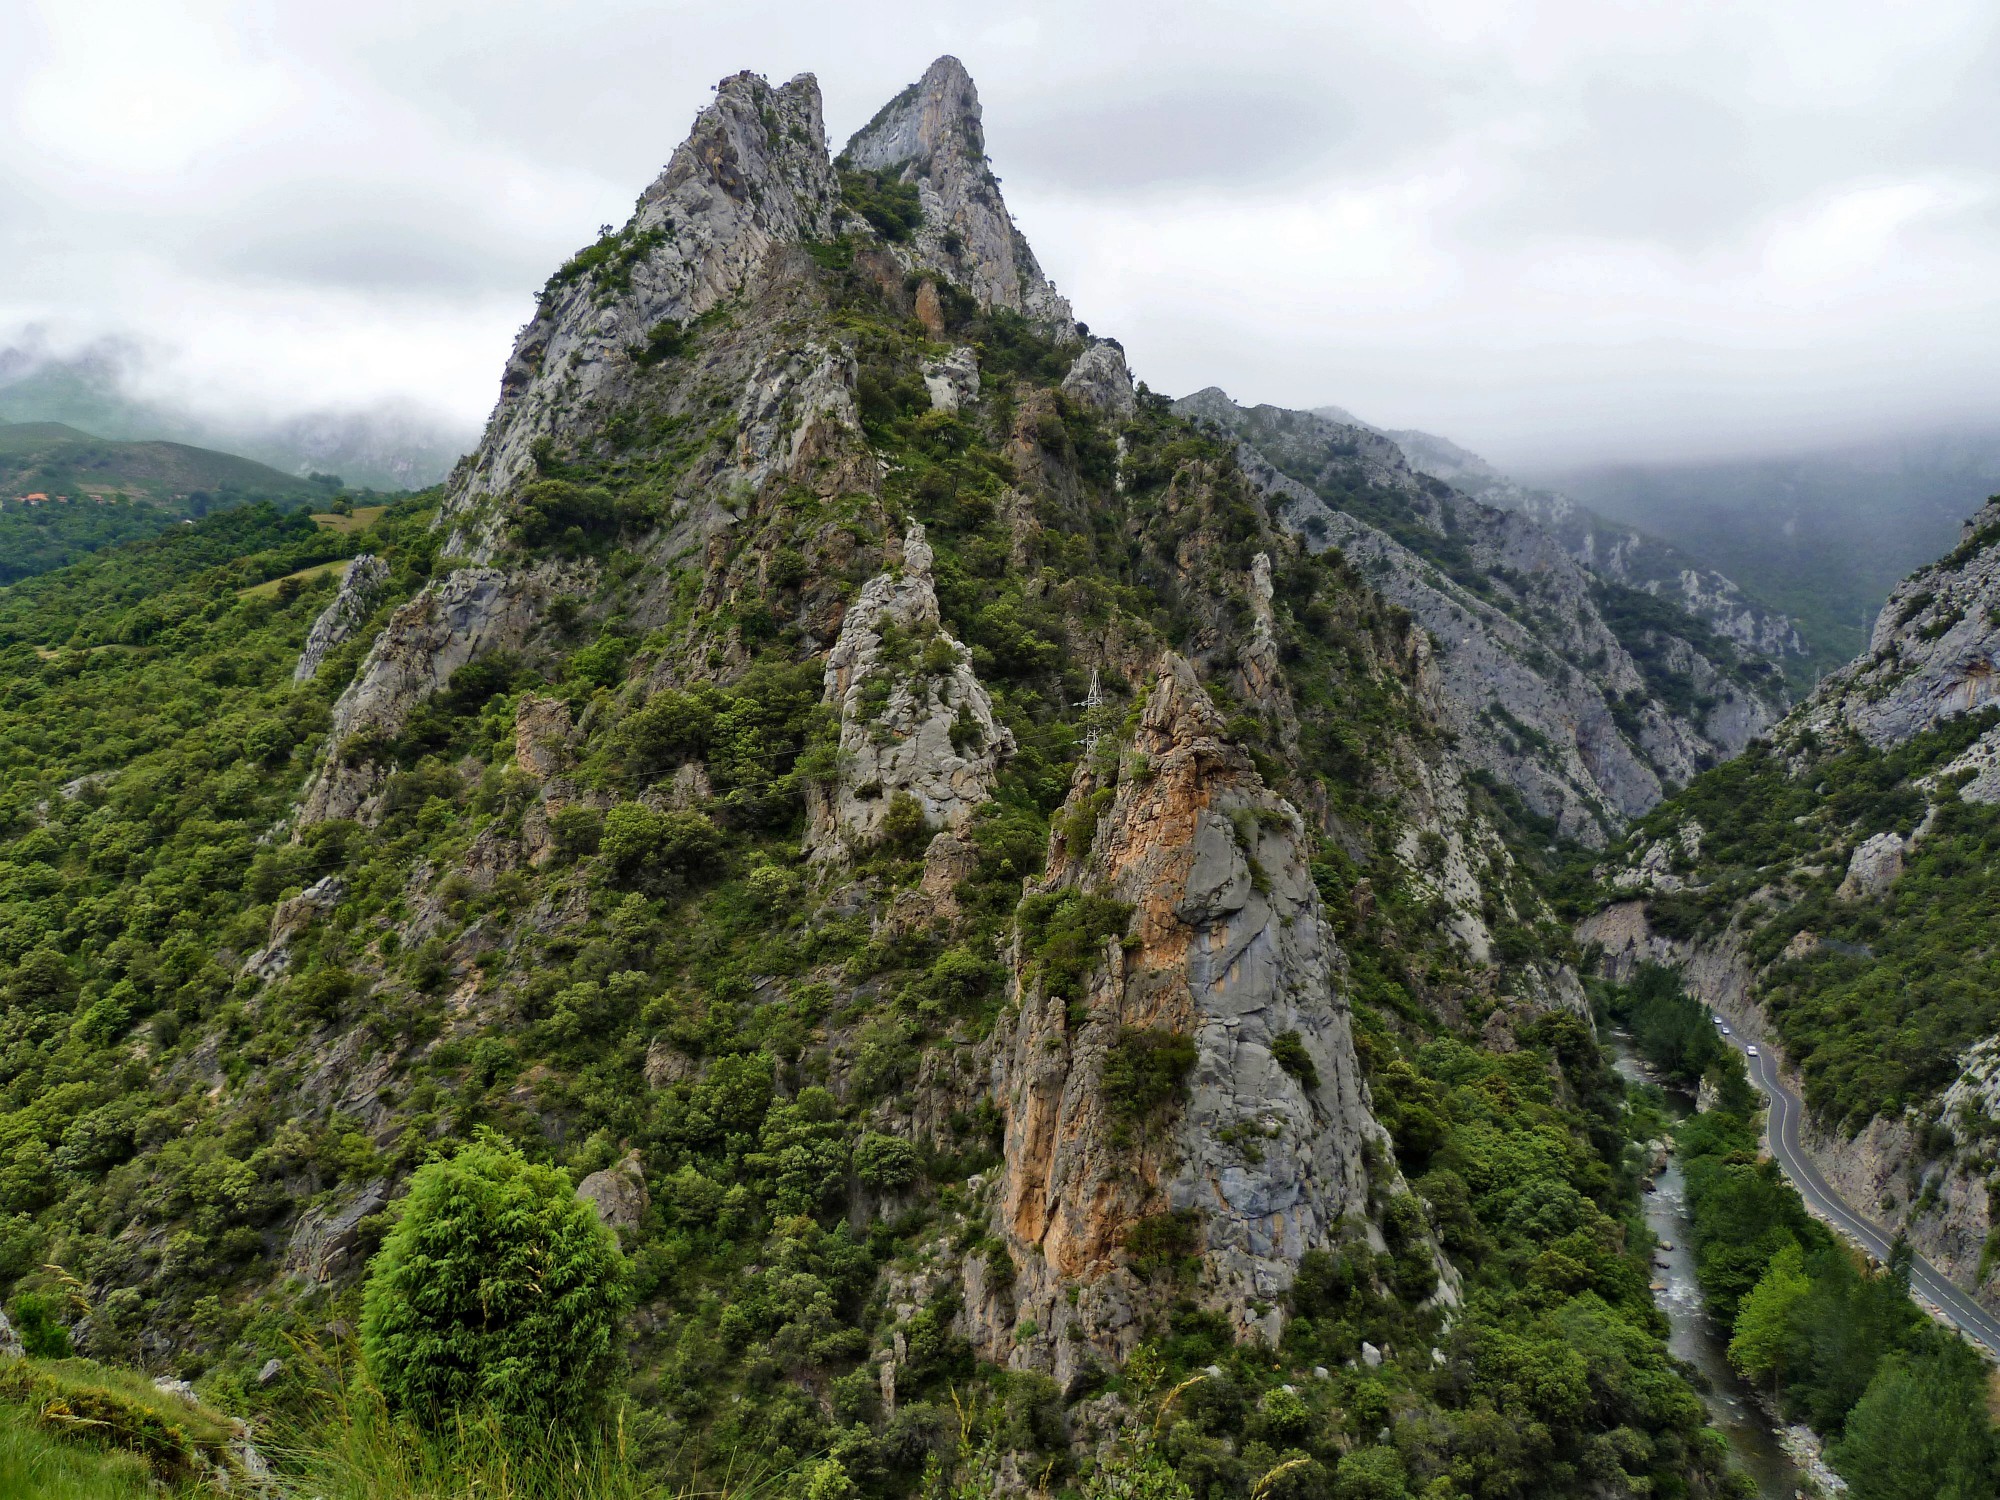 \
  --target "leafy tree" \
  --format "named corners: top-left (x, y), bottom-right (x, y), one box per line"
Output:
top-left (1831, 1343), bottom-right (2000, 1500)
top-left (1727, 1241), bottom-right (1810, 1389)
top-left (359, 1137), bottom-right (627, 1434)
